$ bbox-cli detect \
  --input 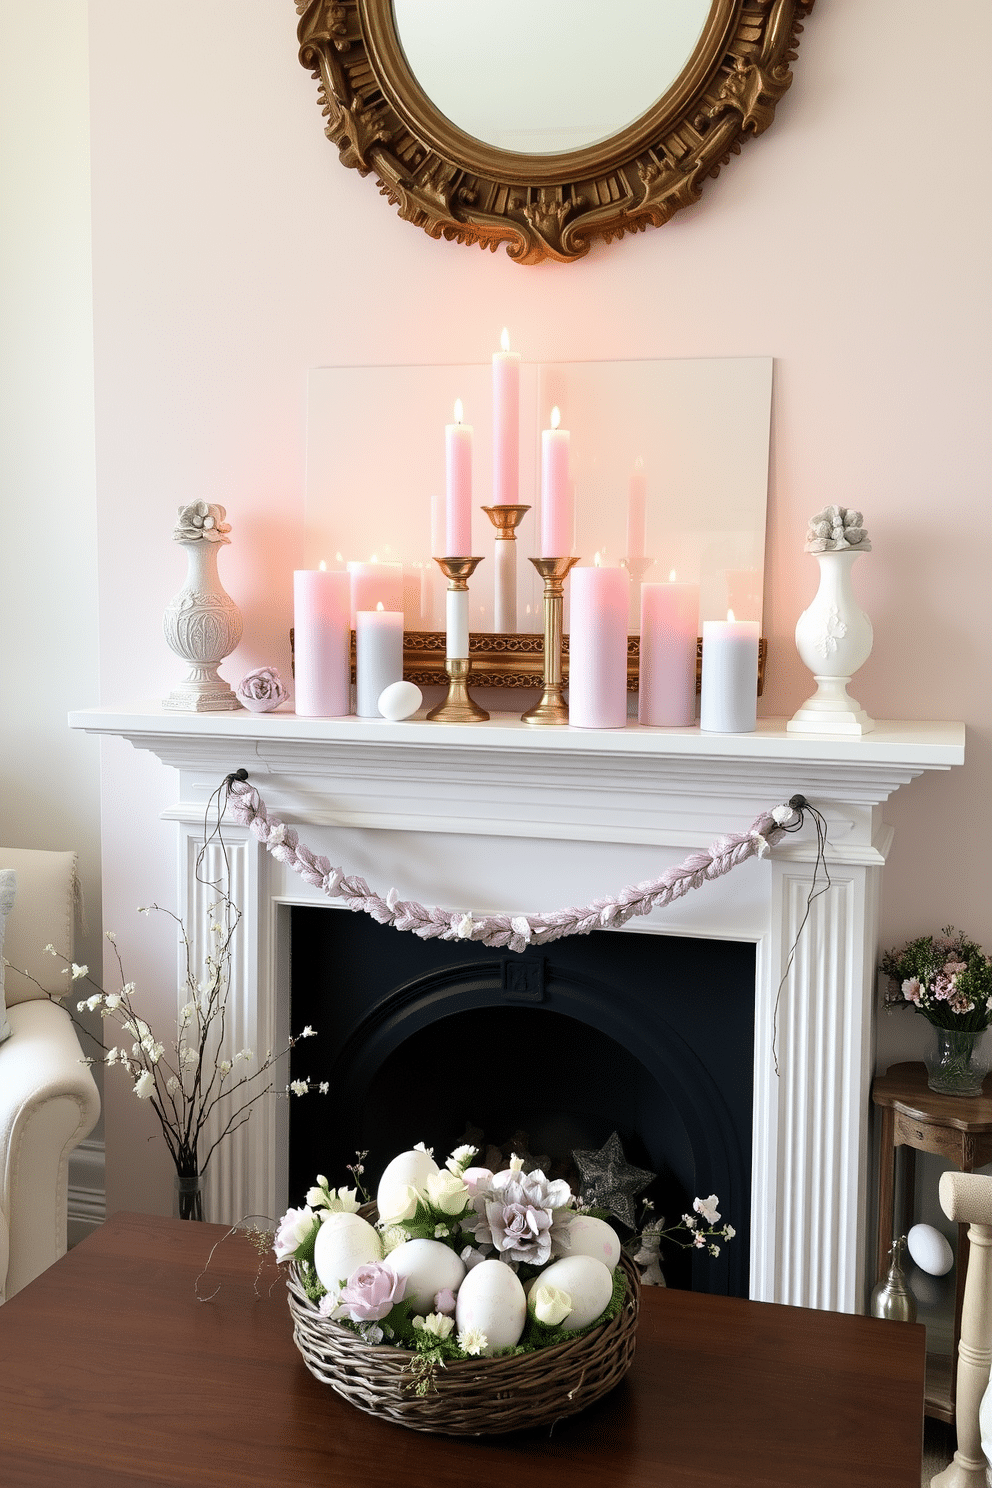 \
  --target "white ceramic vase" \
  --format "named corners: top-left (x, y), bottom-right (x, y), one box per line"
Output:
top-left (788, 548), bottom-right (874, 735)
top-left (163, 537), bottom-right (243, 712)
